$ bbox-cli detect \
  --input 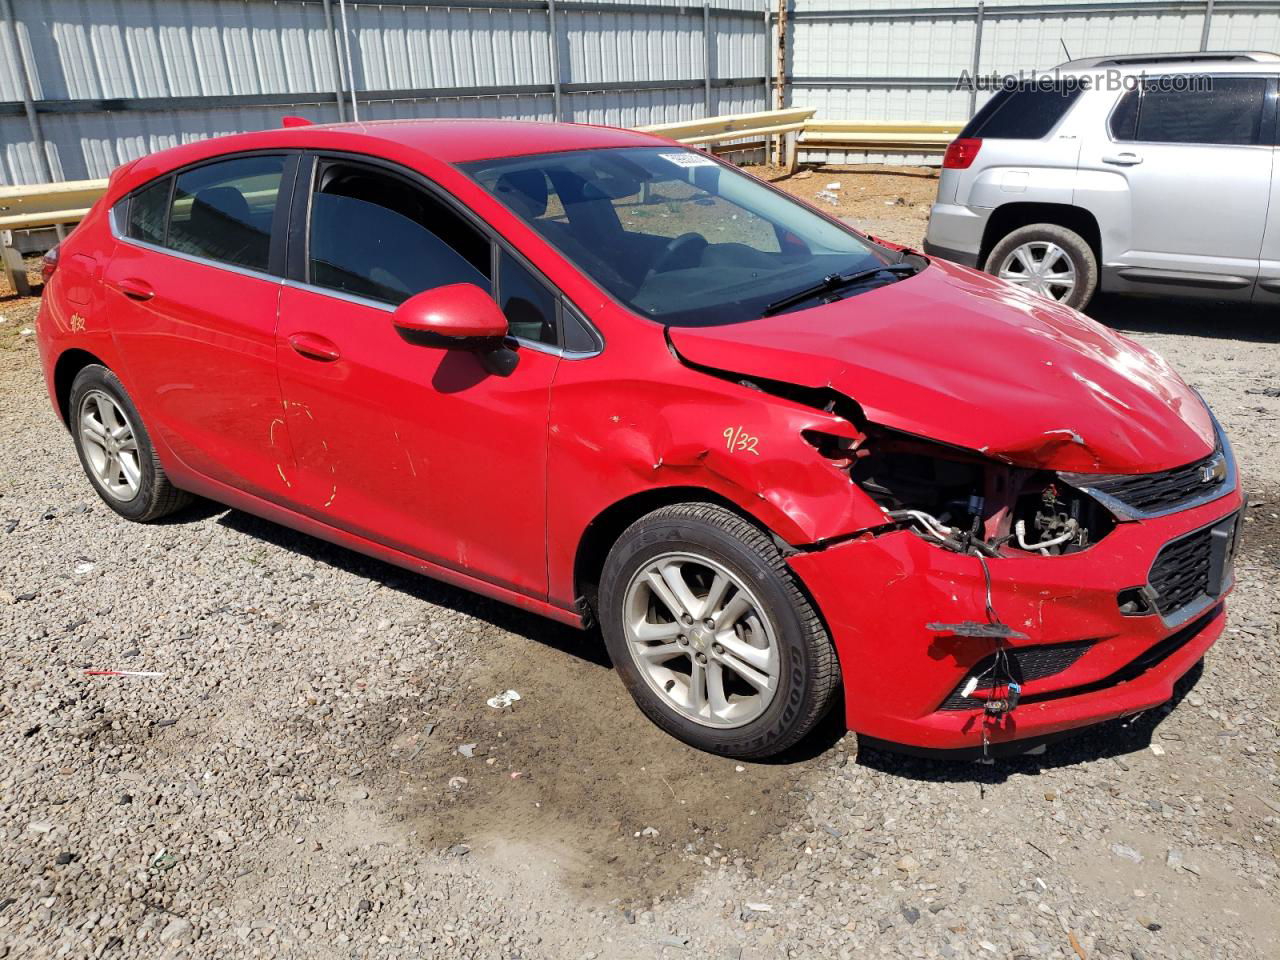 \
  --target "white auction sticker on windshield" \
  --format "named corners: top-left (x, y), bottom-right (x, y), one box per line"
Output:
top-left (658, 151), bottom-right (717, 168)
